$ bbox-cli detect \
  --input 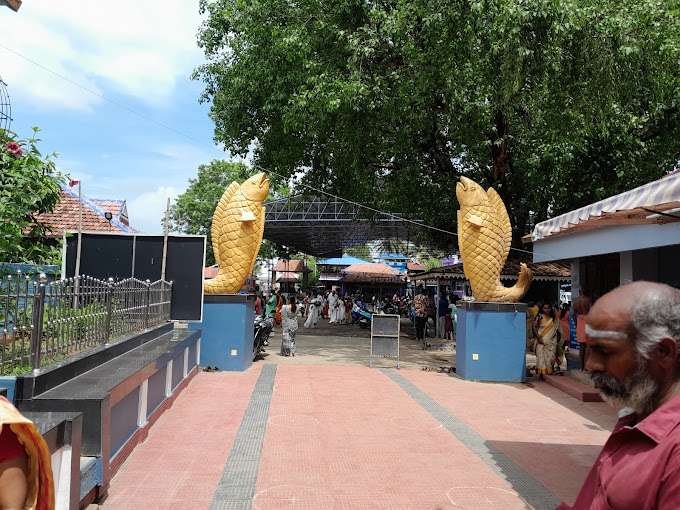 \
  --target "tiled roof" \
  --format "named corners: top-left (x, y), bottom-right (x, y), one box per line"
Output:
top-left (276, 276), bottom-right (300, 283)
top-left (91, 198), bottom-right (124, 215)
top-left (411, 256), bottom-right (571, 282)
top-left (35, 187), bottom-right (134, 237)
top-left (274, 259), bottom-right (307, 272)
top-left (91, 199), bottom-right (129, 226)
top-left (341, 262), bottom-right (406, 283)
top-left (407, 261), bottom-right (425, 272)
